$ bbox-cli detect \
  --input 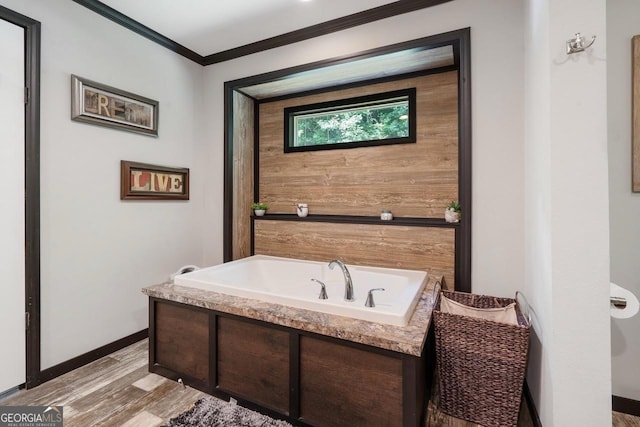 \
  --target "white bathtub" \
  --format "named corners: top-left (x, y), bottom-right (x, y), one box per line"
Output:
top-left (173, 255), bottom-right (428, 326)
